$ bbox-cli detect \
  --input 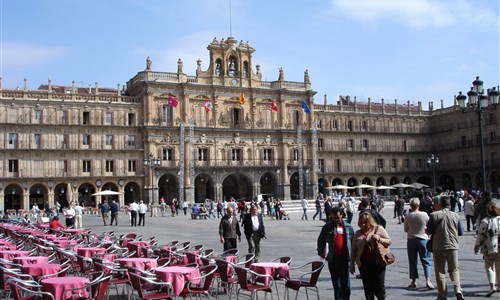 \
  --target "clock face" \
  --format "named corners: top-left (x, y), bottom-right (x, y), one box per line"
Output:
top-left (230, 79), bottom-right (238, 86)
